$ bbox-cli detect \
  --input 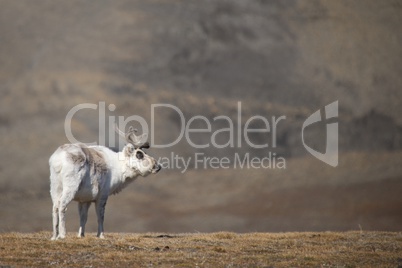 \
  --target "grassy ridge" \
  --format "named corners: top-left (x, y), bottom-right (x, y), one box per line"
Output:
top-left (0, 232), bottom-right (401, 267)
